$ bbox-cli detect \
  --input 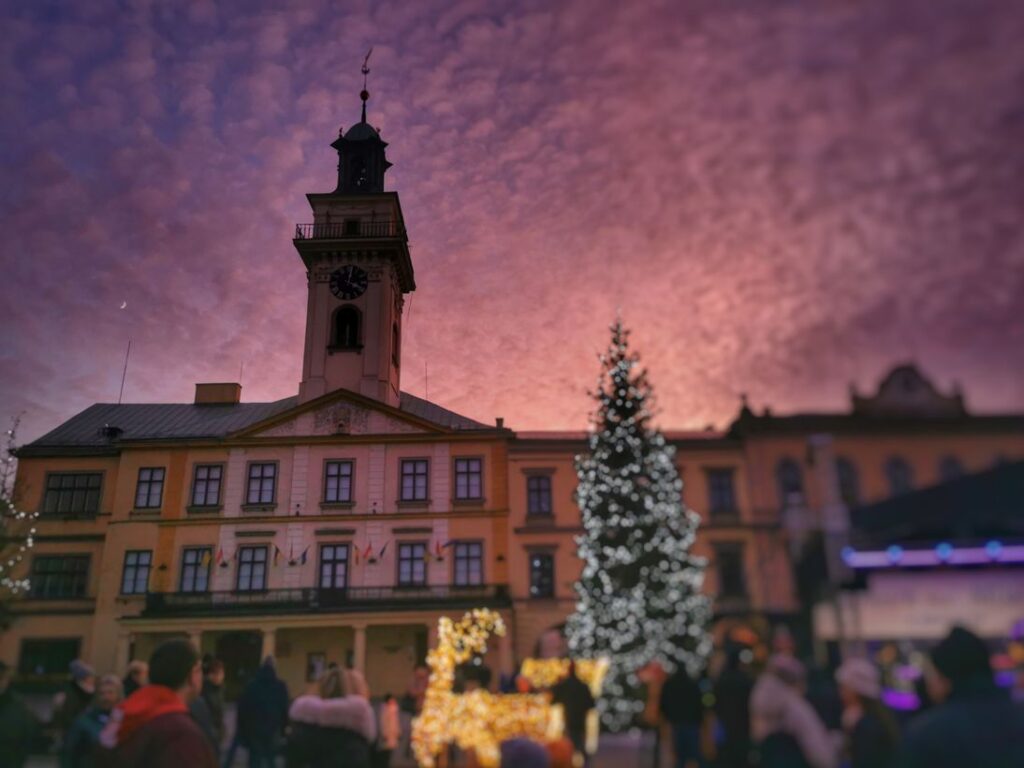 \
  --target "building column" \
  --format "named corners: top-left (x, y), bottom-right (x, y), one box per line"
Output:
top-left (114, 631), bottom-right (133, 675)
top-left (352, 624), bottom-right (367, 674)
top-left (261, 628), bottom-right (276, 661)
top-left (498, 625), bottom-right (513, 678)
